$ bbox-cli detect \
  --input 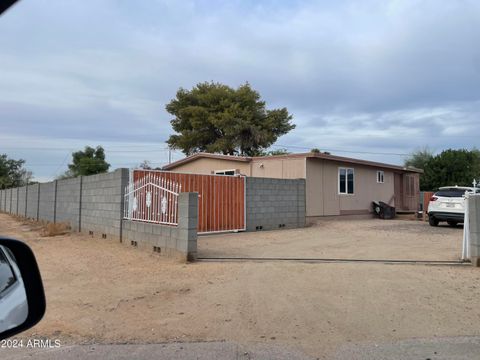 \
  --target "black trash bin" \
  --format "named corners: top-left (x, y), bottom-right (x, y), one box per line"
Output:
top-left (372, 201), bottom-right (396, 219)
